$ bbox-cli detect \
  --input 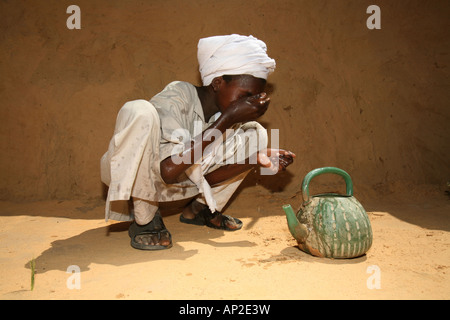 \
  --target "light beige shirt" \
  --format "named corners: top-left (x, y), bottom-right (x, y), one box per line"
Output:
top-left (101, 81), bottom-right (213, 205)
top-left (101, 81), bottom-right (266, 221)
